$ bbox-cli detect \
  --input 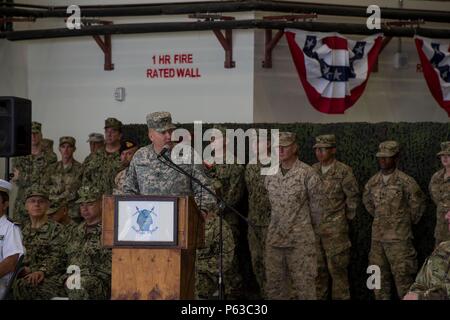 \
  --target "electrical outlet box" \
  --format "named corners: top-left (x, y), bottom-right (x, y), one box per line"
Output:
top-left (114, 87), bottom-right (126, 102)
